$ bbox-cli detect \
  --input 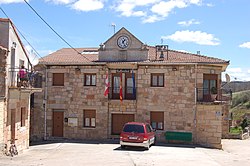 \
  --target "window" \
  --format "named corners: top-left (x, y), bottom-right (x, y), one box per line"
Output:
top-left (52, 73), bottom-right (64, 86)
top-left (150, 112), bottom-right (164, 130)
top-left (151, 73), bottom-right (164, 87)
top-left (83, 110), bottom-right (96, 128)
top-left (125, 73), bottom-right (136, 100)
top-left (84, 73), bottom-right (96, 86)
top-left (21, 107), bottom-right (26, 127)
top-left (112, 73), bottom-right (121, 99)
top-left (203, 74), bottom-right (218, 95)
